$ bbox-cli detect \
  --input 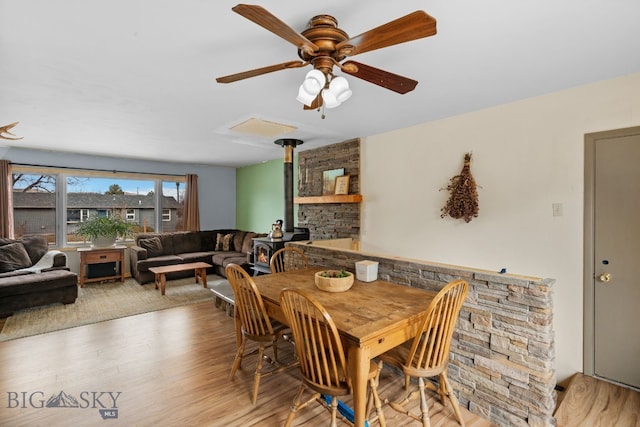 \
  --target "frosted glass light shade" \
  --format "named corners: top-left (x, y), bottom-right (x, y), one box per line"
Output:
top-left (302, 69), bottom-right (325, 95)
top-left (321, 89), bottom-right (341, 109)
top-left (329, 76), bottom-right (352, 103)
top-left (296, 84), bottom-right (317, 106)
